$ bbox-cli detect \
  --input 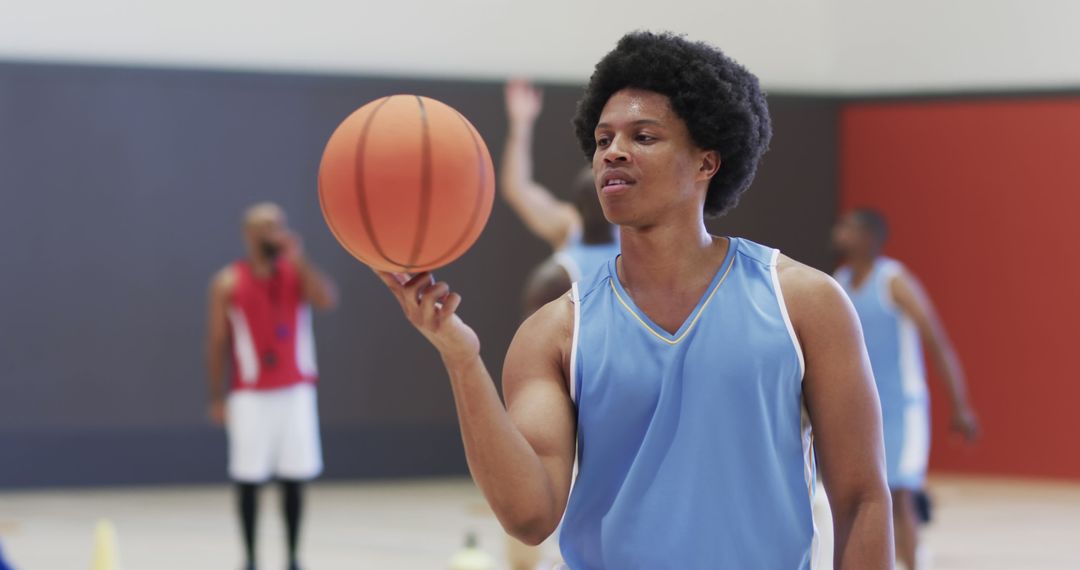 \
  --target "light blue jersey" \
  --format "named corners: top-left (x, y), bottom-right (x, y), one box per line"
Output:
top-left (553, 231), bottom-right (620, 283)
top-left (561, 238), bottom-right (817, 569)
top-left (835, 257), bottom-right (929, 489)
